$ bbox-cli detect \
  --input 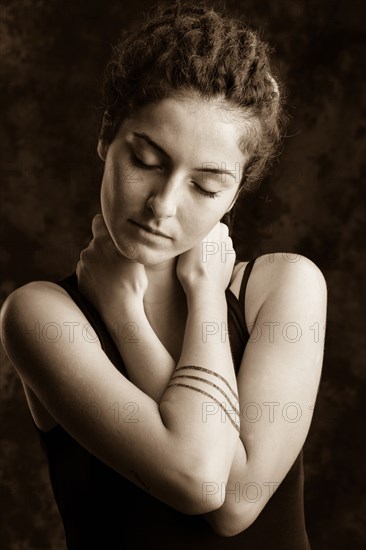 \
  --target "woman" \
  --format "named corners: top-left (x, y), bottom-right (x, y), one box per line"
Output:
top-left (1, 1), bottom-right (327, 548)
